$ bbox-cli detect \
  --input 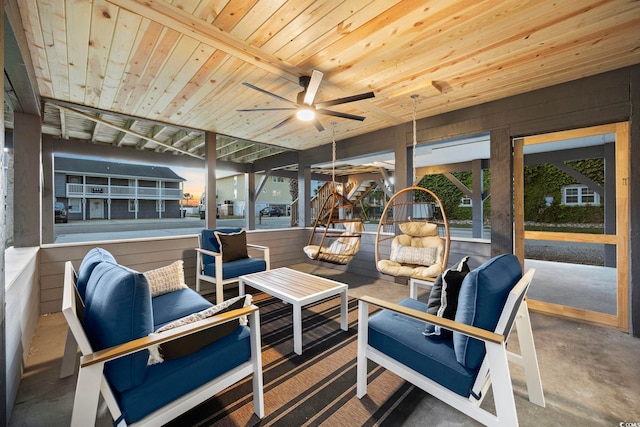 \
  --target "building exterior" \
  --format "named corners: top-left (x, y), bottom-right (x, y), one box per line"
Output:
top-left (54, 156), bottom-right (185, 220)
top-left (215, 173), bottom-right (293, 216)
